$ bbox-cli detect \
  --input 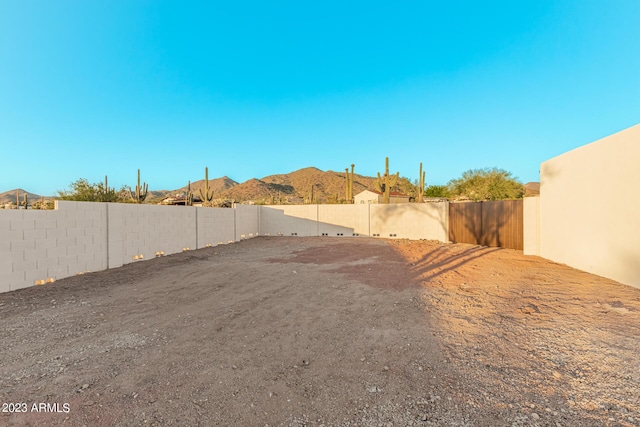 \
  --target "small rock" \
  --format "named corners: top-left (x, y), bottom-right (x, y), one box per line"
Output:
top-left (82, 384), bottom-right (89, 389)
top-left (531, 413), bottom-right (539, 420)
